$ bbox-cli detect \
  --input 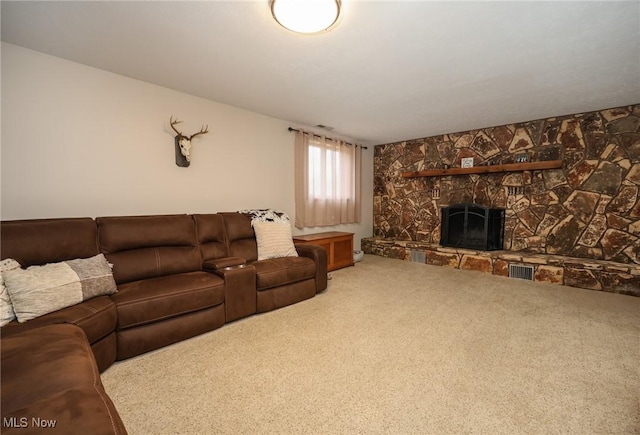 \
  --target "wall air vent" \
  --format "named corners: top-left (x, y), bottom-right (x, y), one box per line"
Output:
top-left (508, 264), bottom-right (534, 281)
top-left (315, 124), bottom-right (334, 131)
top-left (409, 249), bottom-right (426, 263)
